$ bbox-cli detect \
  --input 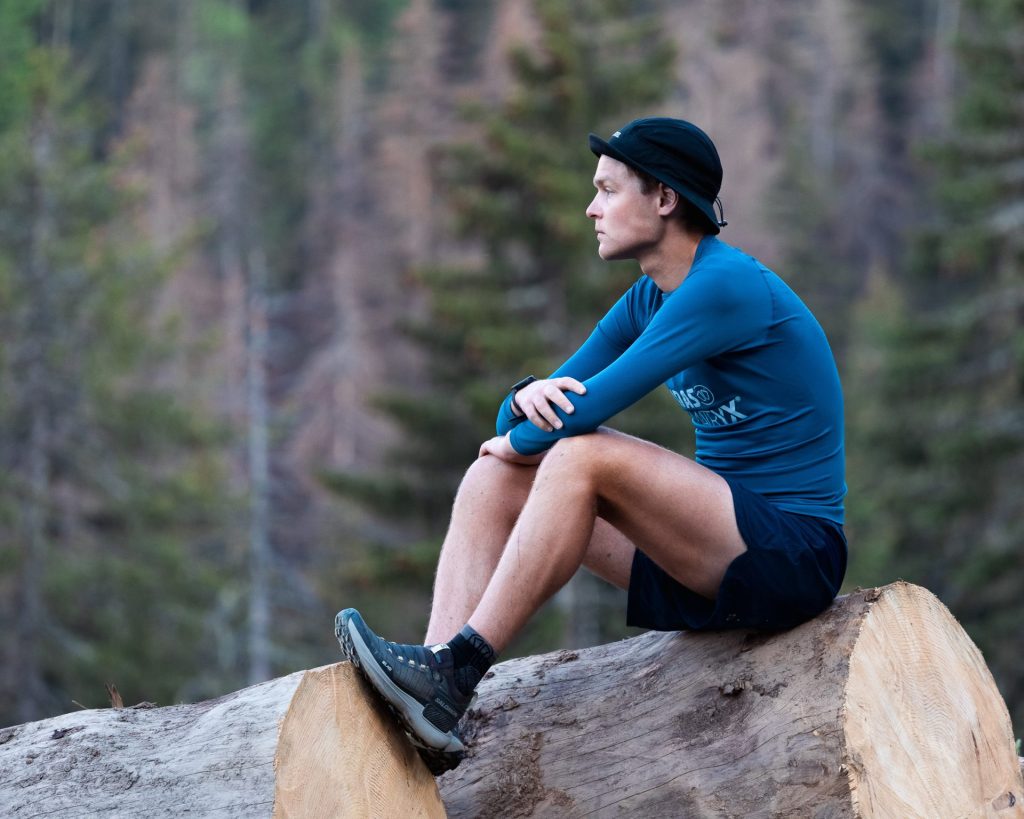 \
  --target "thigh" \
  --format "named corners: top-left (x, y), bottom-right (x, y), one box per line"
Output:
top-left (582, 518), bottom-right (636, 591)
top-left (558, 428), bottom-right (747, 599)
